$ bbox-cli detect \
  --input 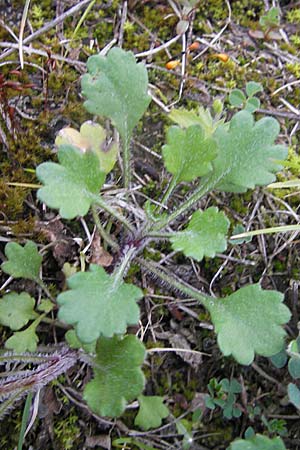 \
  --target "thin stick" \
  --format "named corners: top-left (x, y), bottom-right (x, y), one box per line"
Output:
top-left (135, 34), bottom-right (181, 58)
top-left (19, 0), bottom-right (32, 69)
top-left (0, 0), bottom-right (92, 62)
top-left (230, 224), bottom-right (300, 240)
